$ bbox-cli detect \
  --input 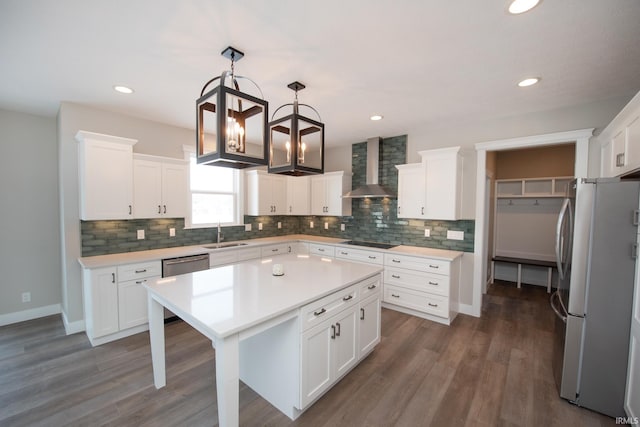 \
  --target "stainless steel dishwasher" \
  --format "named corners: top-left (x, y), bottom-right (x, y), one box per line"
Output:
top-left (161, 253), bottom-right (210, 320)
